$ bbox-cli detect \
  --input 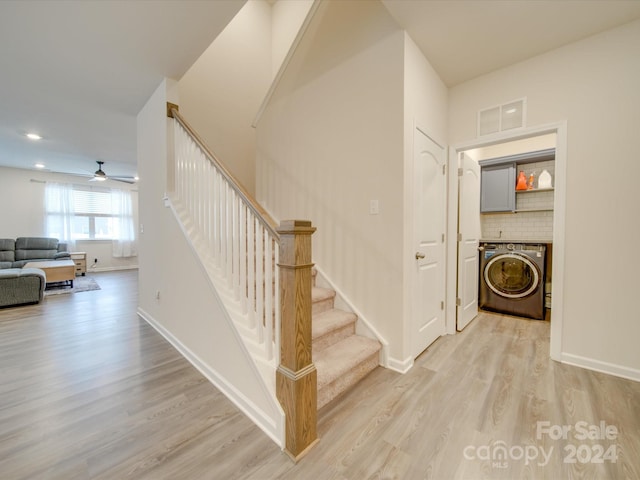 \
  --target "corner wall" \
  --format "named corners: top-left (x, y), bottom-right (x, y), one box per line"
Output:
top-left (178, 0), bottom-right (273, 195)
top-left (256, 0), bottom-right (406, 361)
top-left (448, 19), bottom-right (640, 379)
top-left (137, 79), bottom-right (283, 445)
